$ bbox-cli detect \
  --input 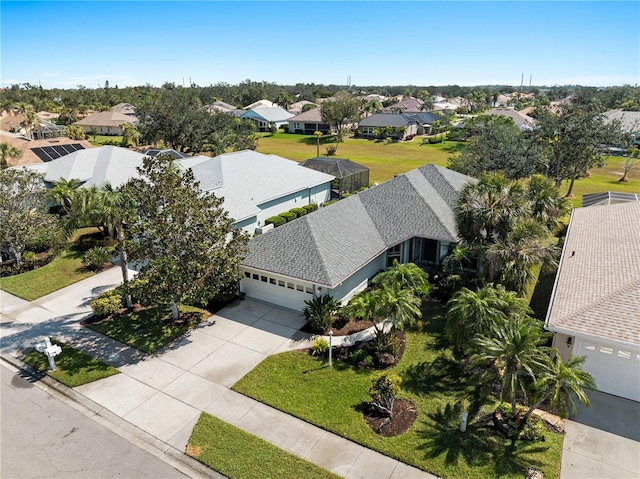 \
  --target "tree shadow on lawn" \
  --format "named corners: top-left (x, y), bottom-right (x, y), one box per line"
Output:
top-left (402, 355), bottom-right (472, 397)
top-left (418, 406), bottom-right (551, 477)
top-left (296, 135), bottom-right (339, 146)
